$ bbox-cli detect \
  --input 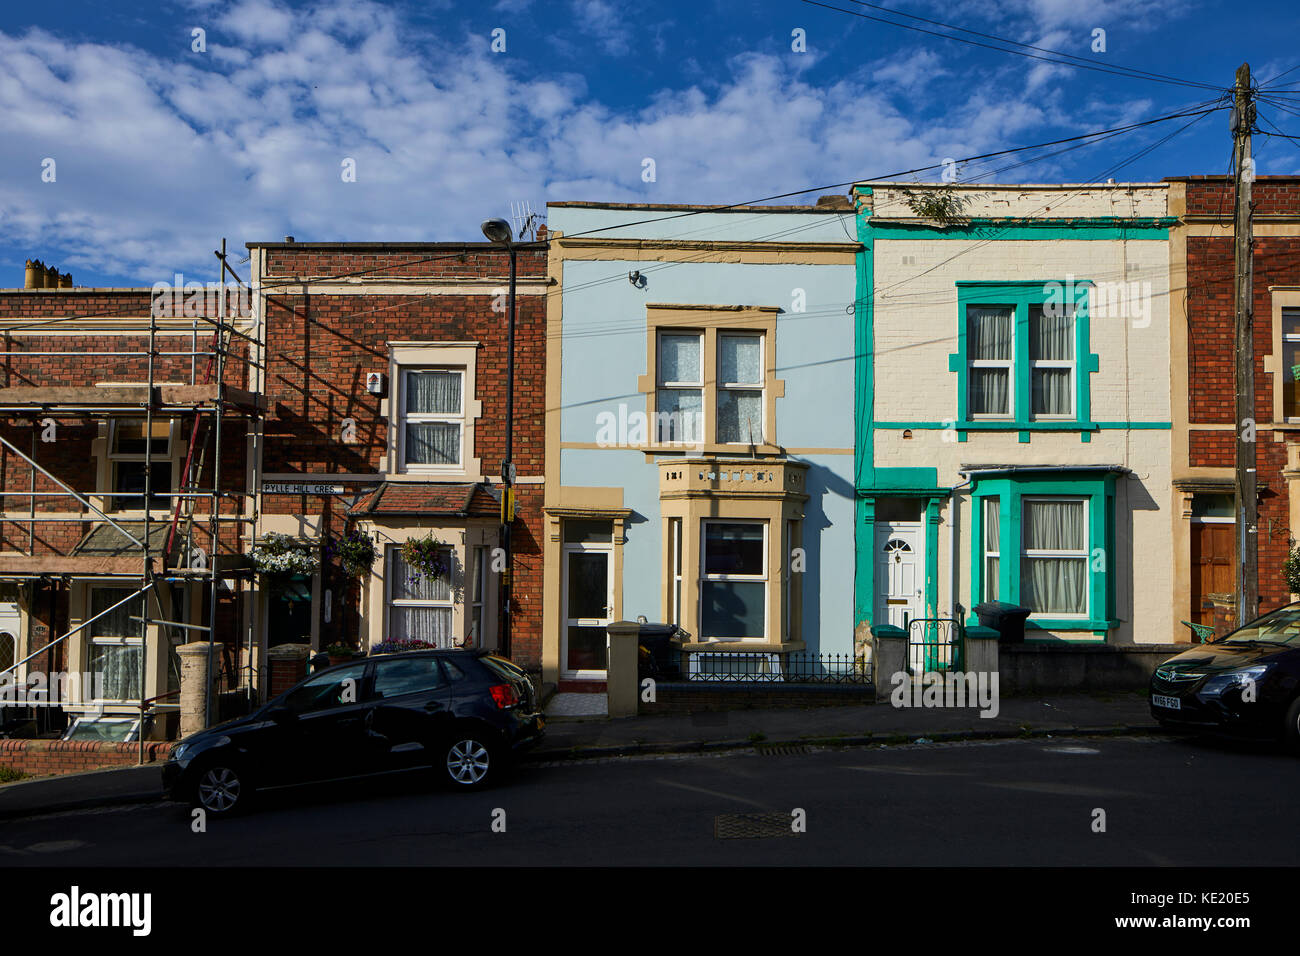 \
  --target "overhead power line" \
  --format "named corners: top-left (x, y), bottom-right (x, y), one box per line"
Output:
top-left (798, 0), bottom-right (1224, 92)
